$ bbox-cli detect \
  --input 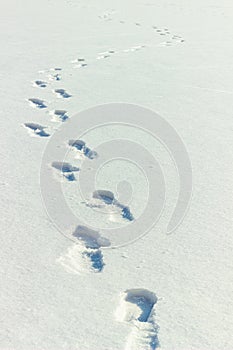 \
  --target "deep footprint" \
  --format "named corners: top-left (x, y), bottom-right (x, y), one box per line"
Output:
top-left (54, 89), bottom-right (72, 98)
top-left (72, 225), bottom-right (110, 272)
top-left (28, 98), bottom-right (47, 109)
top-left (69, 139), bottom-right (98, 159)
top-left (50, 109), bottom-right (69, 122)
top-left (51, 161), bottom-right (79, 181)
top-left (116, 289), bottom-right (159, 350)
top-left (92, 190), bottom-right (134, 222)
top-left (34, 80), bottom-right (47, 88)
top-left (24, 122), bottom-right (50, 137)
